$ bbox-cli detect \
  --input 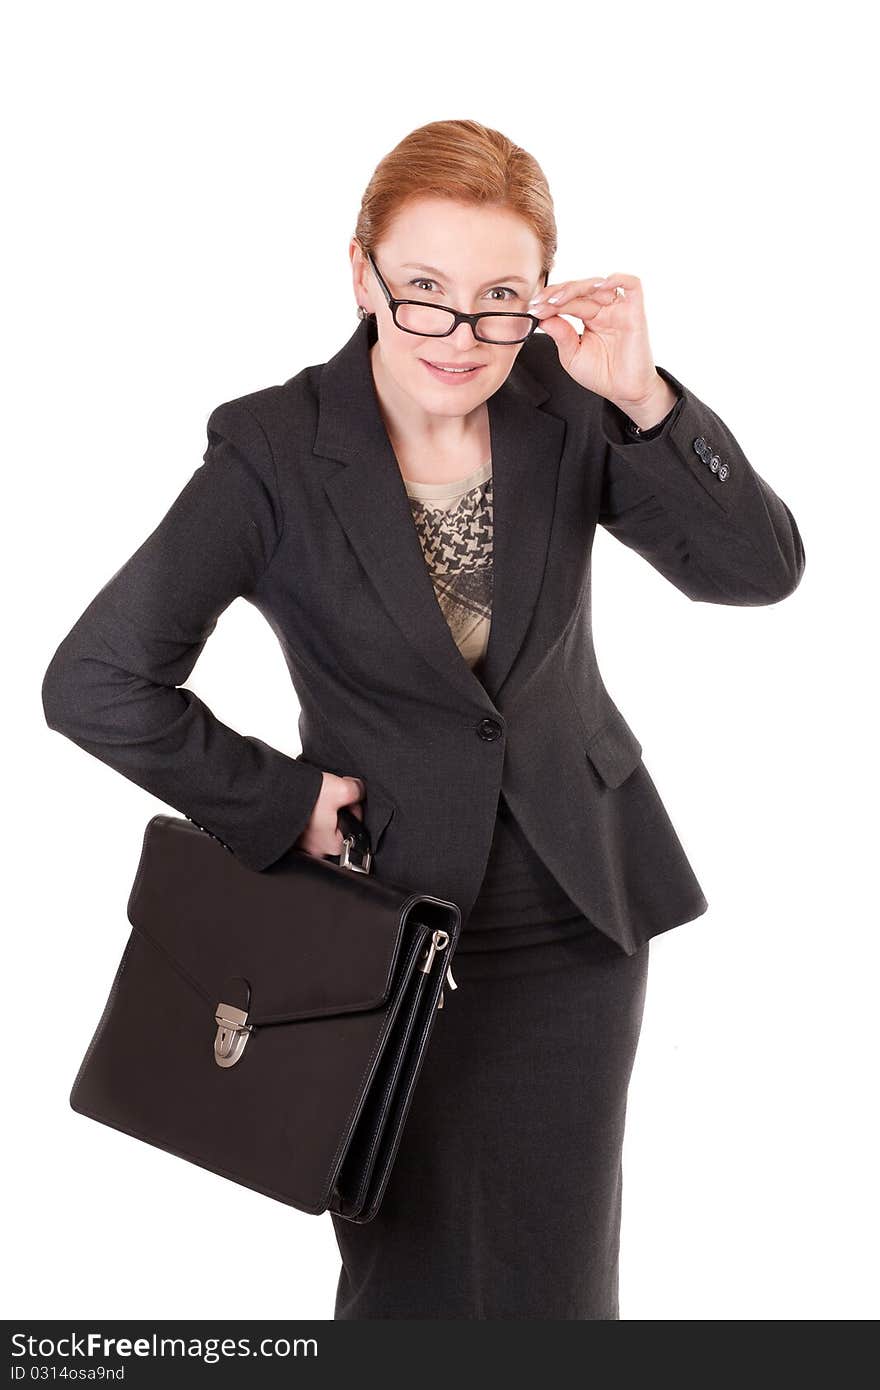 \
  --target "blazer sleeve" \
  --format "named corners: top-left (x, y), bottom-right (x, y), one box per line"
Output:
top-left (597, 365), bottom-right (806, 605)
top-left (40, 400), bottom-right (325, 873)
